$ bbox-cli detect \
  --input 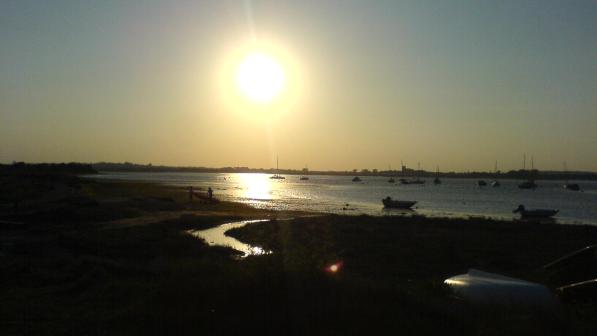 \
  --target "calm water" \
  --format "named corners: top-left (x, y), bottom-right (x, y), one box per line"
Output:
top-left (90, 172), bottom-right (597, 225)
